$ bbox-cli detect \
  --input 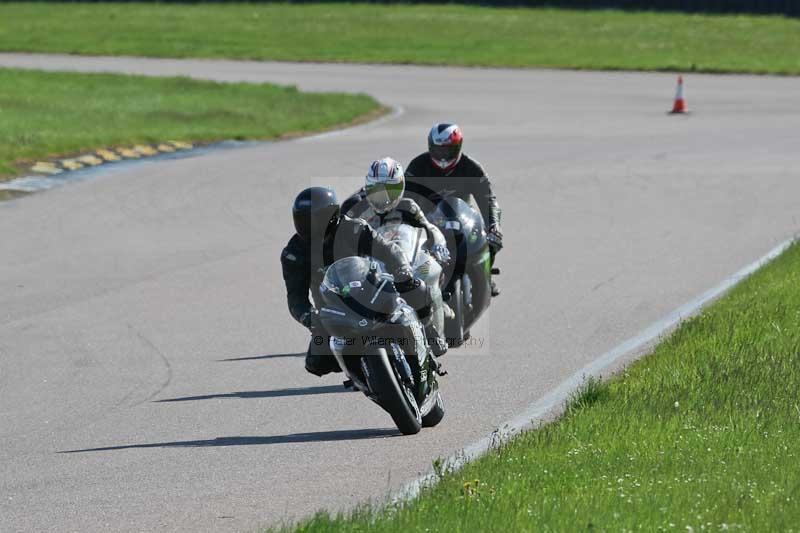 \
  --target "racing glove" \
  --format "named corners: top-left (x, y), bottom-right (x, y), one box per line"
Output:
top-left (486, 225), bottom-right (503, 254)
top-left (394, 276), bottom-right (420, 294)
top-left (300, 309), bottom-right (323, 332)
top-left (392, 266), bottom-right (415, 288)
top-left (431, 243), bottom-right (451, 266)
top-left (394, 275), bottom-right (429, 311)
